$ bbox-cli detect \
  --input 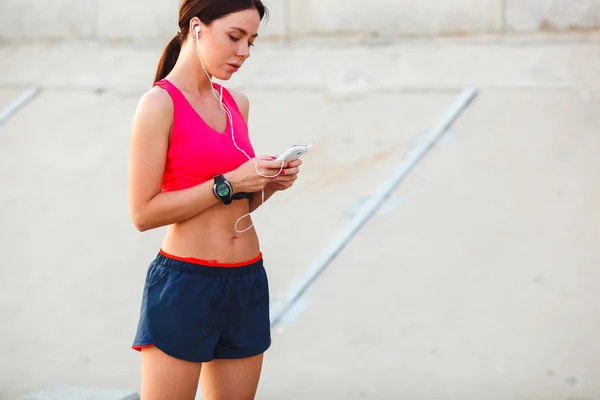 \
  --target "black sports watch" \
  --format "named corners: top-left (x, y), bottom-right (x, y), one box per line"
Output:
top-left (213, 174), bottom-right (233, 205)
